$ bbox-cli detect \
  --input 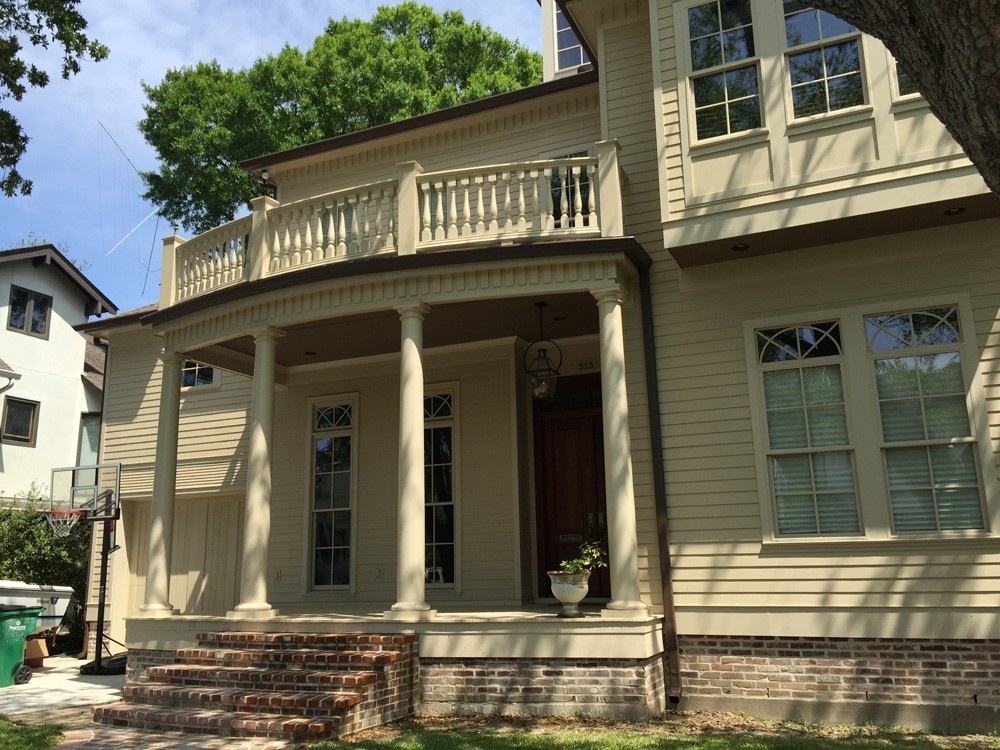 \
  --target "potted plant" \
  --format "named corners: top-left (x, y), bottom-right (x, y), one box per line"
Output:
top-left (547, 541), bottom-right (607, 618)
